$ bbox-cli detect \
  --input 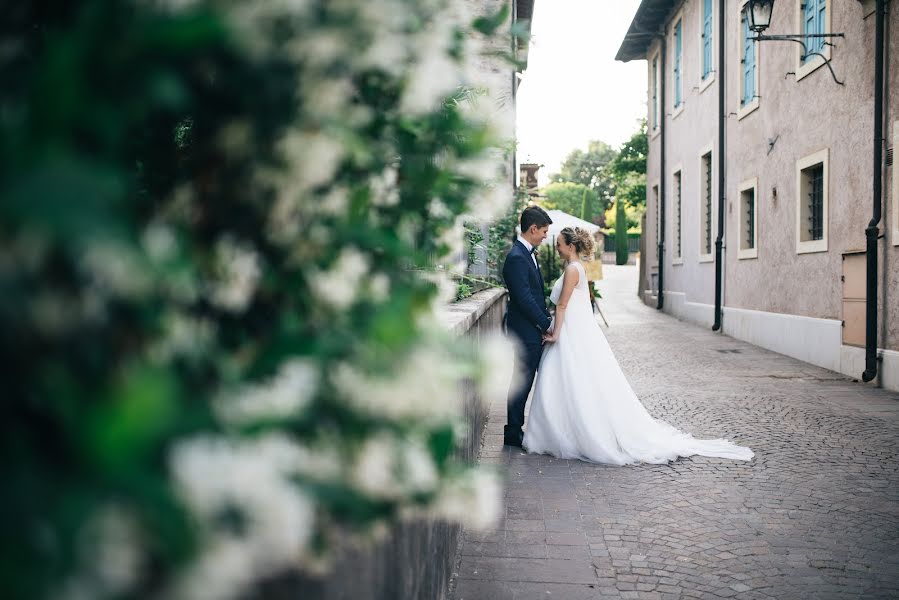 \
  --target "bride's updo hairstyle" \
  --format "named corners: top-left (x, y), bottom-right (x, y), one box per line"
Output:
top-left (559, 226), bottom-right (595, 260)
